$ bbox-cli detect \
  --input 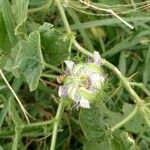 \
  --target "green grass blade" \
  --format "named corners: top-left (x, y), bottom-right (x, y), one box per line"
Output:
top-left (67, 8), bottom-right (95, 52)
top-left (0, 0), bottom-right (17, 45)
